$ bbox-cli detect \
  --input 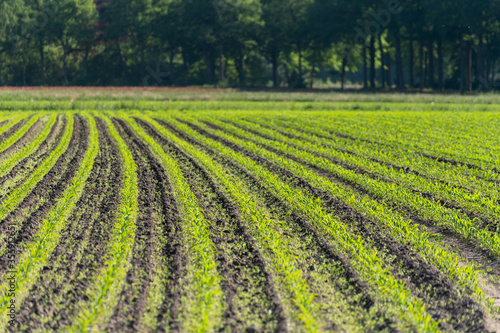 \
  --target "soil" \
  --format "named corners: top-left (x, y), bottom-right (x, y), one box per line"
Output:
top-left (156, 118), bottom-right (395, 331)
top-left (179, 118), bottom-right (488, 332)
top-left (0, 115), bottom-right (66, 191)
top-left (107, 118), bottom-right (185, 333)
top-left (136, 117), bottom-right (286, 333)
top-left (0, 116), bottom-right (30, 144)
top-left (0, 115), bottom-right (88, 278)
top-left (16, 117), bottom-right (121, 331)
